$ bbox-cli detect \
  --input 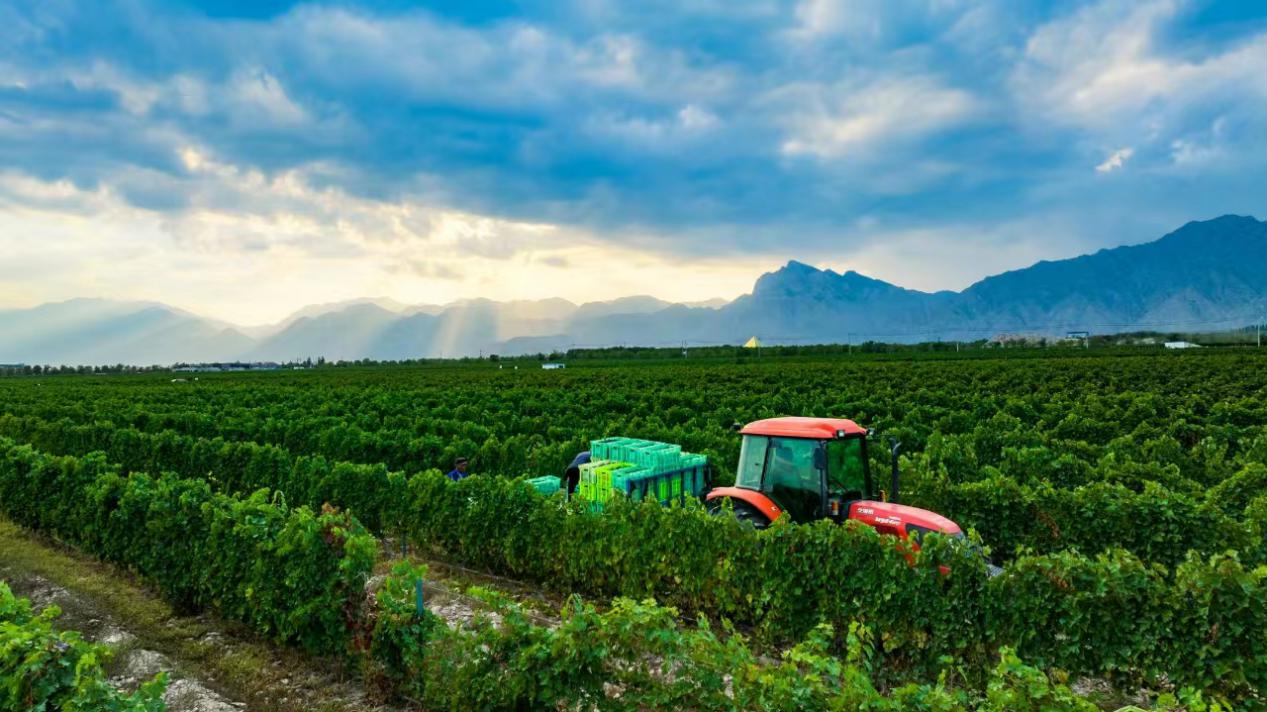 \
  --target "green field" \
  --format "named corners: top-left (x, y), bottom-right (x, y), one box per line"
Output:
top-left (2, 349), bottom-right (1265, 709)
